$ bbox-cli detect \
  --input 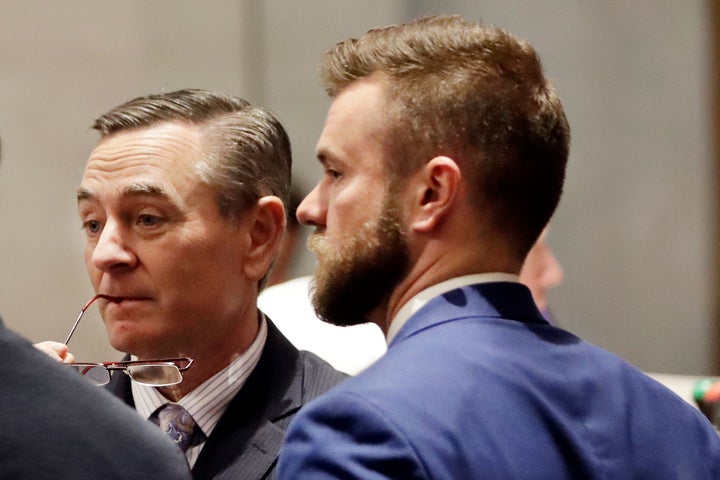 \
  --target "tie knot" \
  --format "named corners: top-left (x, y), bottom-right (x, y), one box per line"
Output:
top-left (152, 403), bottom-right (204, 452)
